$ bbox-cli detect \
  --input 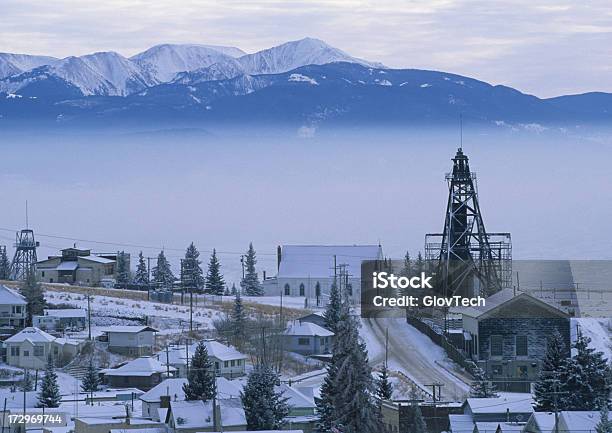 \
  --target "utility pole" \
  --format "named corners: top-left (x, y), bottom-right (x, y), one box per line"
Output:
top-left (165, 344), bottom-right (170, 377)
top-left (240, 255), bottom-right (245, 280)
top-left (87, 293), bottom-right (92, 340)
top-left (185, 339), bottom-right (190, 376)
